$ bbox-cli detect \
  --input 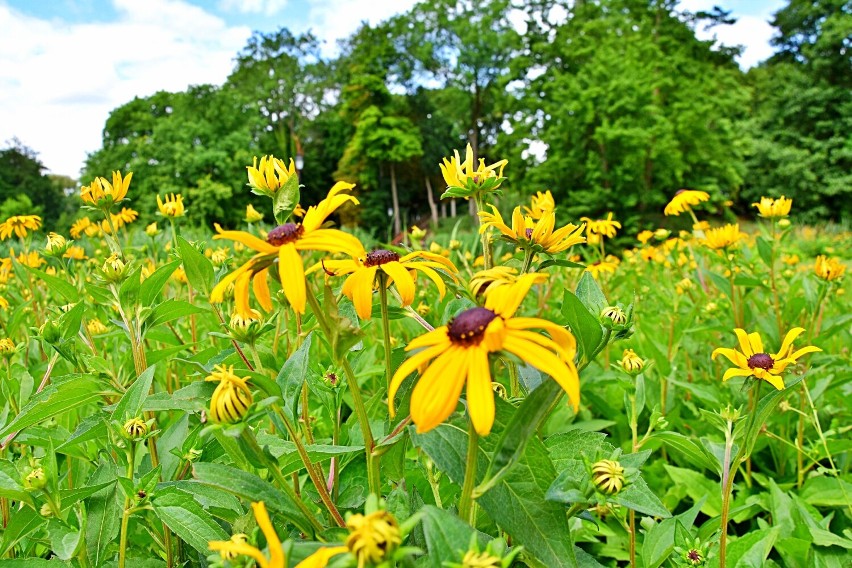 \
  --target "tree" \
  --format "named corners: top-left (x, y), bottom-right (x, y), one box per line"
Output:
top-left (0, 139), bottom-right (70, 228)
